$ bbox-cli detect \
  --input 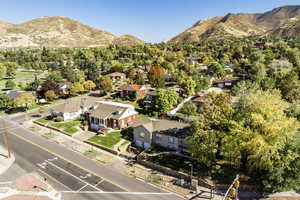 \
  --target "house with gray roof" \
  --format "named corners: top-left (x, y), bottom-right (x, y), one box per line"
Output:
top-left (87, 101), bottom-right (138, 131)
top-left (132, 118), bottom-right (191, 151)
top-left (51, 98), bottom-right (97, 121)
